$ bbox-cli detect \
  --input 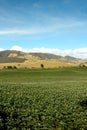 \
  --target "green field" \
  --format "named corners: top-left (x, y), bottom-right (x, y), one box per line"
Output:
top-left (0, 68), bottom-right (87, 130)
